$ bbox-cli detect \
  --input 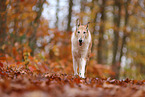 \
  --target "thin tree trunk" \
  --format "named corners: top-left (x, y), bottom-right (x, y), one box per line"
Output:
top-left (90, 0), bottom-right (98, 52)
top-left (55, 0), bottom-right (59, 28)
top-left (14, 1), bottom-right (20, 44)
top-left (91, 0), bottom-right (97, 33)
top-left (67, 0), bottom-right (73, 31)
top-left (97, 0), bottom-right (106, 64)
top-left (112, 0), bottom-right (121, 79)
top-left (119, 1), bottom-right (129, 63)
top-left (0, 0), bottom-right (7, 53)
